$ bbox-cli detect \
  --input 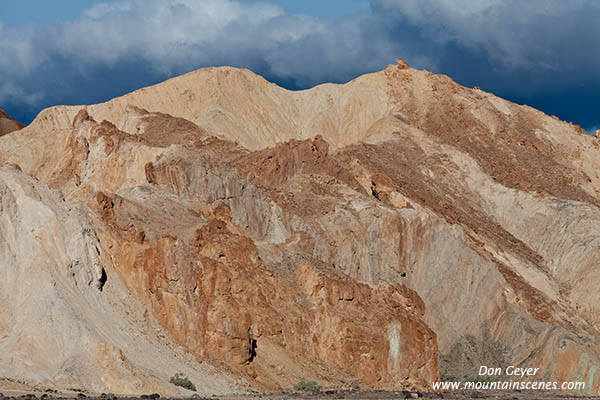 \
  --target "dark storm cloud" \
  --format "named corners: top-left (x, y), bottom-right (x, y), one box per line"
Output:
top-left (0, 0), bottom-right (598, 131)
